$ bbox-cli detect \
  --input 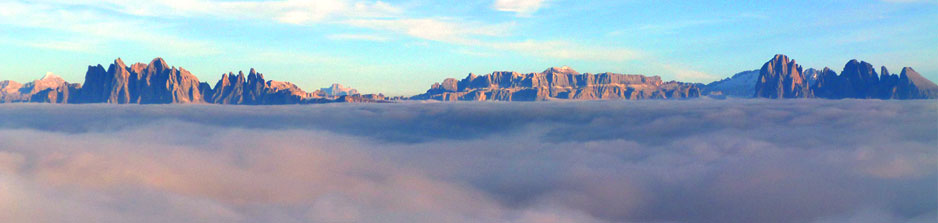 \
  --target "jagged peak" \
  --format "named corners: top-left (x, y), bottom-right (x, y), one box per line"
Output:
top-left (113, 58), bottom-right (127, 68)
top-left (247, 68), bottom-right (264, 81)
top-left (900, 67), bottom-right (938, 89)
top-left (40, 72), bottom-right (62, 81)
top-left (543, 66), bottom-right (578, 74)
top-left (149, 57), bottom-right (168, 69)
top-left (772, 54), bottom-right (790, 62)
top-left (765, 54), bottom-right (797, 68)
top-left (900, 67), bottom-right (915, 74)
